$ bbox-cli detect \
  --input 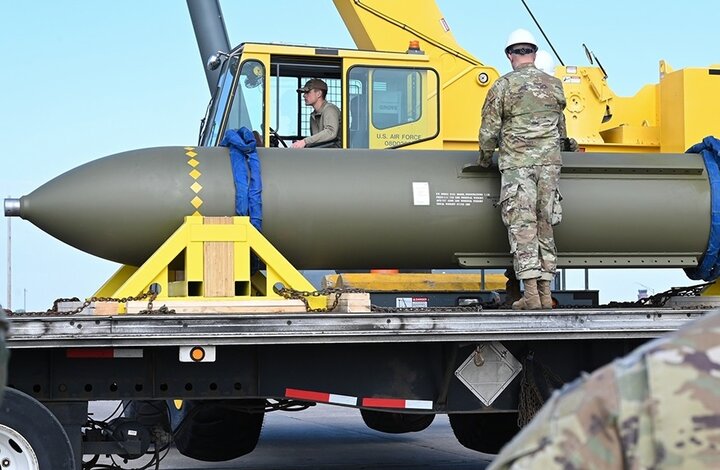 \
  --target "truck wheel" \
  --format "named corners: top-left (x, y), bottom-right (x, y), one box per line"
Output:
top-left (122, 400), bottom-right (171, 430)
top-left (0, 388), bottom-right (76, 470)
top-left (449, 412), bottom-right (519, 454)
top-left (360, 409), bottom-right (435, 434)
top-left (172, 399), bottom-right (265, 462)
